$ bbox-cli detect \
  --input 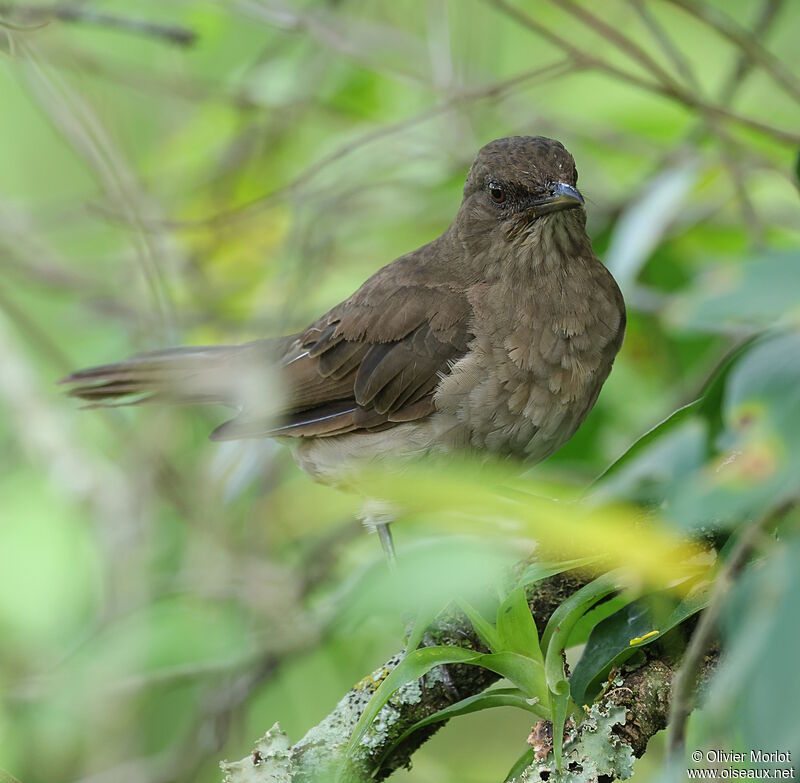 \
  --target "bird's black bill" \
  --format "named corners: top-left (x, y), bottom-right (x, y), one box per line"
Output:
top-left (532, 181), bottom-right (584, 215)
